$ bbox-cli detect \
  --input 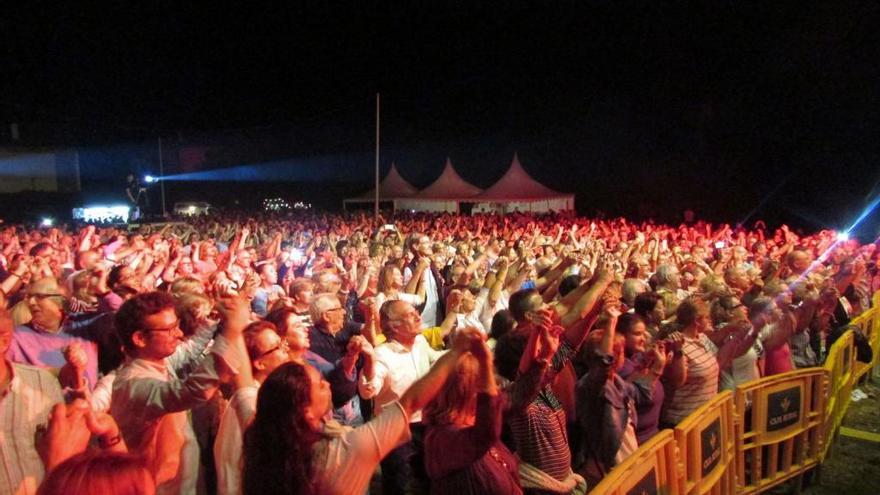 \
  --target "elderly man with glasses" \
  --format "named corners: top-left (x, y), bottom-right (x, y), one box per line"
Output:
top-left (7, 277), bottom-right (101, 393)
top-left (306, 293), bottom-right (376, 427)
